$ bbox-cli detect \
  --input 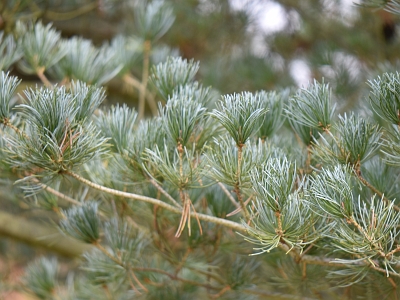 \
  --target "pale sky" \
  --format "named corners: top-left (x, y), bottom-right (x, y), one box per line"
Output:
top-left (230, 0), bottom-right (361, 86)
